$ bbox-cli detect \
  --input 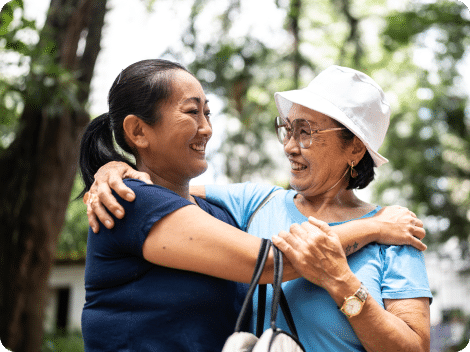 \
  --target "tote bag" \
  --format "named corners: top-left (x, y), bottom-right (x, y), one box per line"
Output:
top-left (222, 238), bottom-right (306, 352)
